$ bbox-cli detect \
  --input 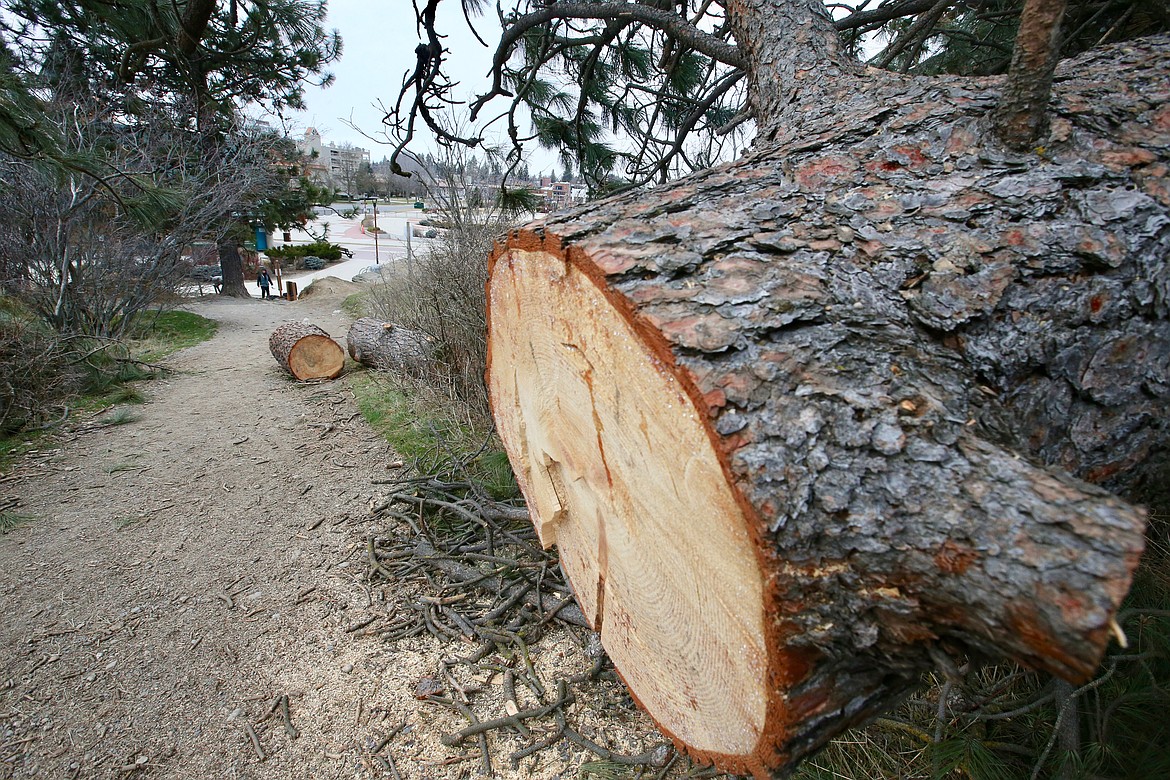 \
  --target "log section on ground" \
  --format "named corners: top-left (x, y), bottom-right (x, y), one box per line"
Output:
top-left (485, 39), bottom-right (1165, 777)
top-left (269, 321), bottom-right (344, 380)
top-left (346, 317), bottom-right (432, 371)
